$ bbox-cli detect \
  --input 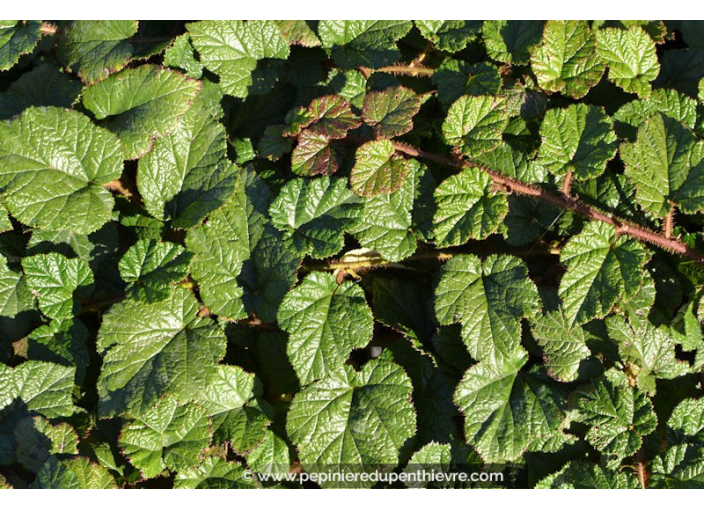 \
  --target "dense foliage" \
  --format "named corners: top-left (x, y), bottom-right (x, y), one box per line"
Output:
top-left (1, 19), bottom-right (704, 489)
